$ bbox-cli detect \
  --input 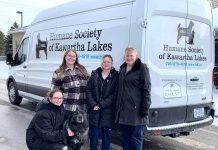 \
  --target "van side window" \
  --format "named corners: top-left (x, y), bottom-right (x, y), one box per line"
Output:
top-left (17, 37), bottom-right (29, 65)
